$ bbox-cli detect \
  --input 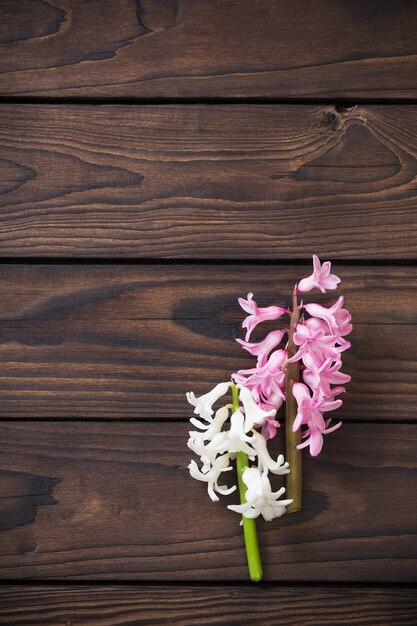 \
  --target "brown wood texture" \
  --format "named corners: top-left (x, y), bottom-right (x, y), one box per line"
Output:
top-left (1, 0), bottom-right (417, 100)
top-left (0, 0), bottom-right (416, 616)
top-left (0, 105), bottom-right (417, 258)
top-left (1, 585), bottom-right (417, 625)
top-left (0, 264), bottom-right (414, 420)
top-left (0, 421), bottom-right (416, 581)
